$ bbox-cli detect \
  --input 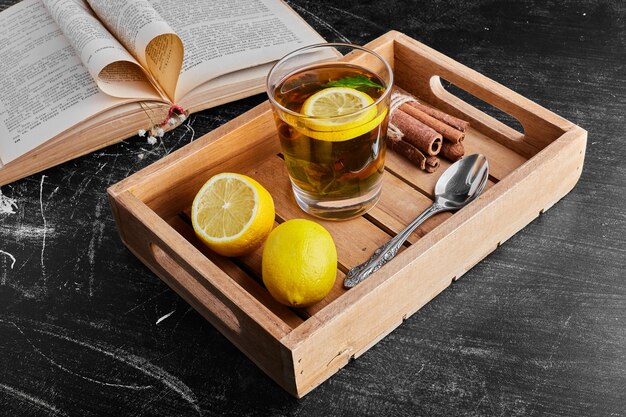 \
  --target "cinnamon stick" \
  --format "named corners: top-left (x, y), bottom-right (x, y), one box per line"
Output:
top-left (391, 109), bottom-right (442, 155)
top-left (440, 140), bottom-right (465, 161)
top-left (386, 136), bottom-right (439, 173)
top-left (400, 103), bottom-right (465, 143)
top-left (386, 135), bottom-right (427, 170)
top-left (425, 156), bottom-right (440, 173)
top-left (406, 101), bottom-right (470, 132)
